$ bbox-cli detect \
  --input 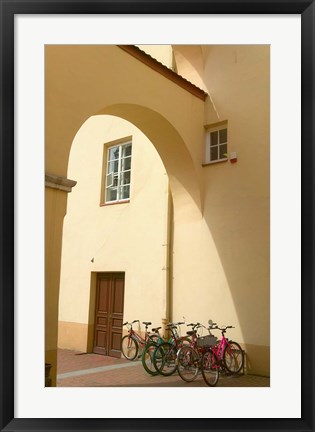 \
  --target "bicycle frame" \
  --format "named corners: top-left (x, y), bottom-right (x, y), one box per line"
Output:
top-left (167, 323), bottom-right (188, 350)
top-left (180, 325), bottom-right (213, 363)
top-left (125, 323), bottom-right (158, 349)
top-left (210, 330), bottom-right (234, 370)
top-left (212, 334), bottom-right (228, 359)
